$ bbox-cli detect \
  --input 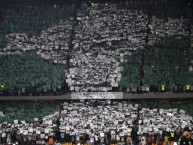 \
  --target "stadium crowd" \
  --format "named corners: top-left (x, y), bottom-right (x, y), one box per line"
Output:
top-left (0, 2), bottom-right (193, 94)
top-left (0, 1), bottom-right (193, 145)
top-left (2, 19), bottom-right (73, 65)
top-left (68, 3), bottom-right (147, 92)
top-left (0, 100), bottom-right (193, 145)
top-left (67, 2), bottom-right (190, 92)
